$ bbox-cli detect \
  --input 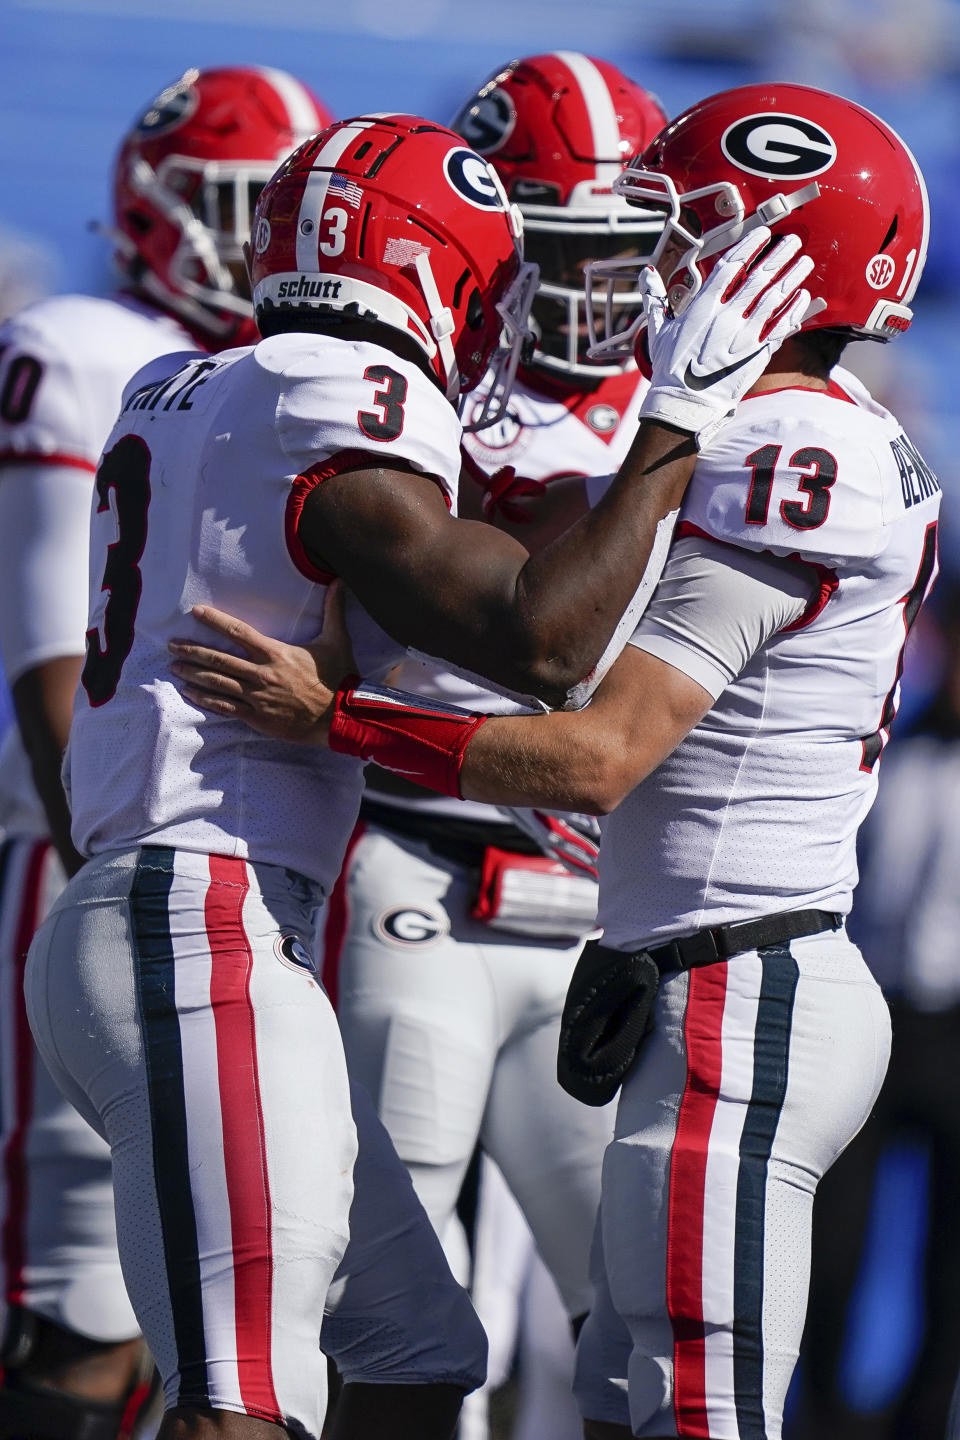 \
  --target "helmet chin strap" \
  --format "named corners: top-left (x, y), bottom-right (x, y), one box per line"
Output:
top-left (671, 181), bottom-right (822, 314)
top-left (413, 252), bottom-right (460, 399)
top-left (698, 181), bottom-right (822, 262)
